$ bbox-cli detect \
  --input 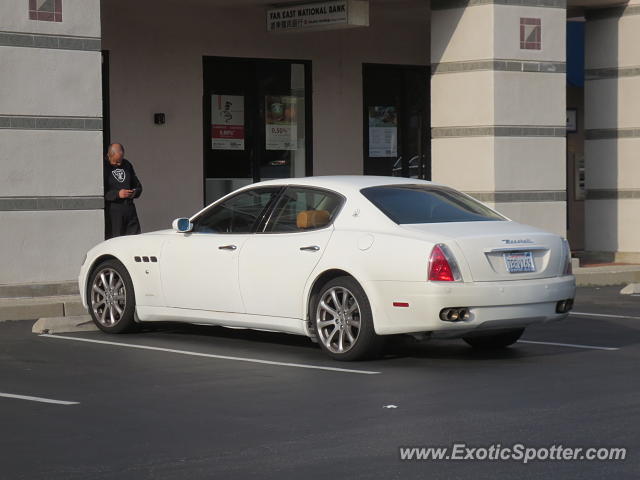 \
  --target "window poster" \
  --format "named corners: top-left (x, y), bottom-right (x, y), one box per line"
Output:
top-left (212, 94), bottom-right (245, 150)
top-left (368, 106), bottom-right (397, 157)
top-left (265, 95), bottom-right (298, 151)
